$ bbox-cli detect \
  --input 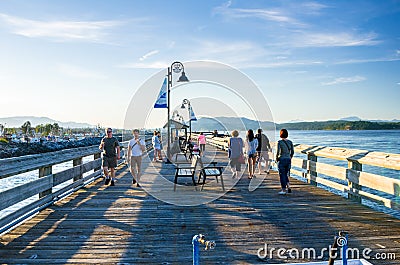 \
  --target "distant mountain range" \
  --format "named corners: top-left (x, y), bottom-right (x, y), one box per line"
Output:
top-left (339, 116), bottom-right (400, 122)
top-left (0, 116), bottom-right (95, 128)
top-left (191, 117), bottom-right (275, 131)
top-left (192, 116), bottom-right (400, 131)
